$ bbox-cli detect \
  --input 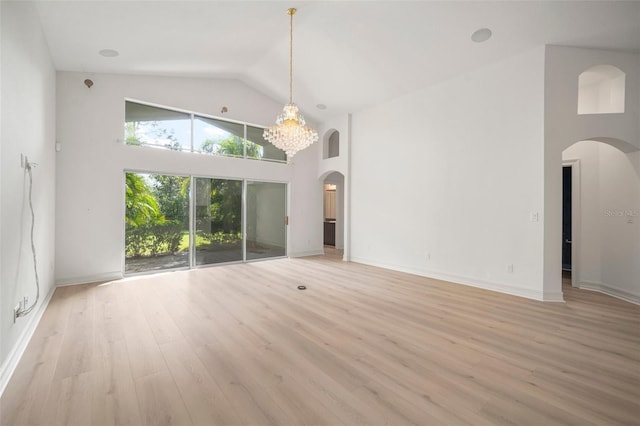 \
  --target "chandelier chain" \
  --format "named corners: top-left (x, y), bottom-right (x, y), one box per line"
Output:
top-left (289, 8), bottom-right (294, 104)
